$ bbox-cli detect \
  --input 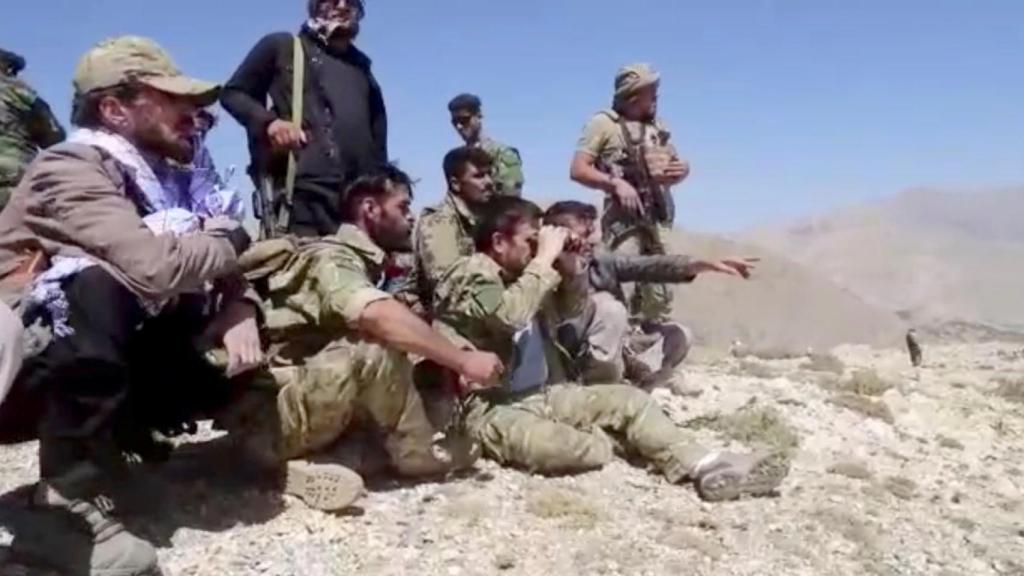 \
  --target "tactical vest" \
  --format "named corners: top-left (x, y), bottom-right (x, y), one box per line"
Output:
top-left (597, 110), bottom-right (676, 226)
